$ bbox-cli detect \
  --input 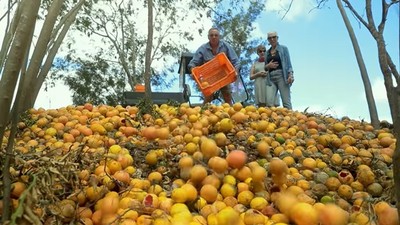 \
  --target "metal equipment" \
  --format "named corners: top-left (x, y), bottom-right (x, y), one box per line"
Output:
top-left (122, 52), bottom-right (249, 106)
